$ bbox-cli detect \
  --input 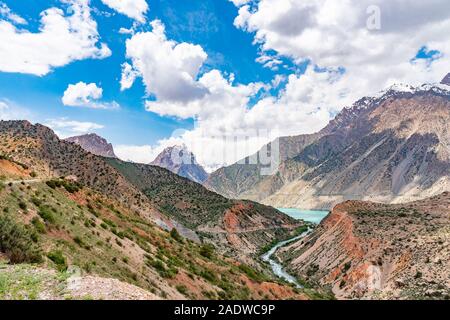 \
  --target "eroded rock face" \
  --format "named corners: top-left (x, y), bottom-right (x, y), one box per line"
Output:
top-left (65, 133), bottom-right (117, 158)
top-left (280, 193), bottom-right (450, 300)
top-left (151, 145), bottom-right (209, 184)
